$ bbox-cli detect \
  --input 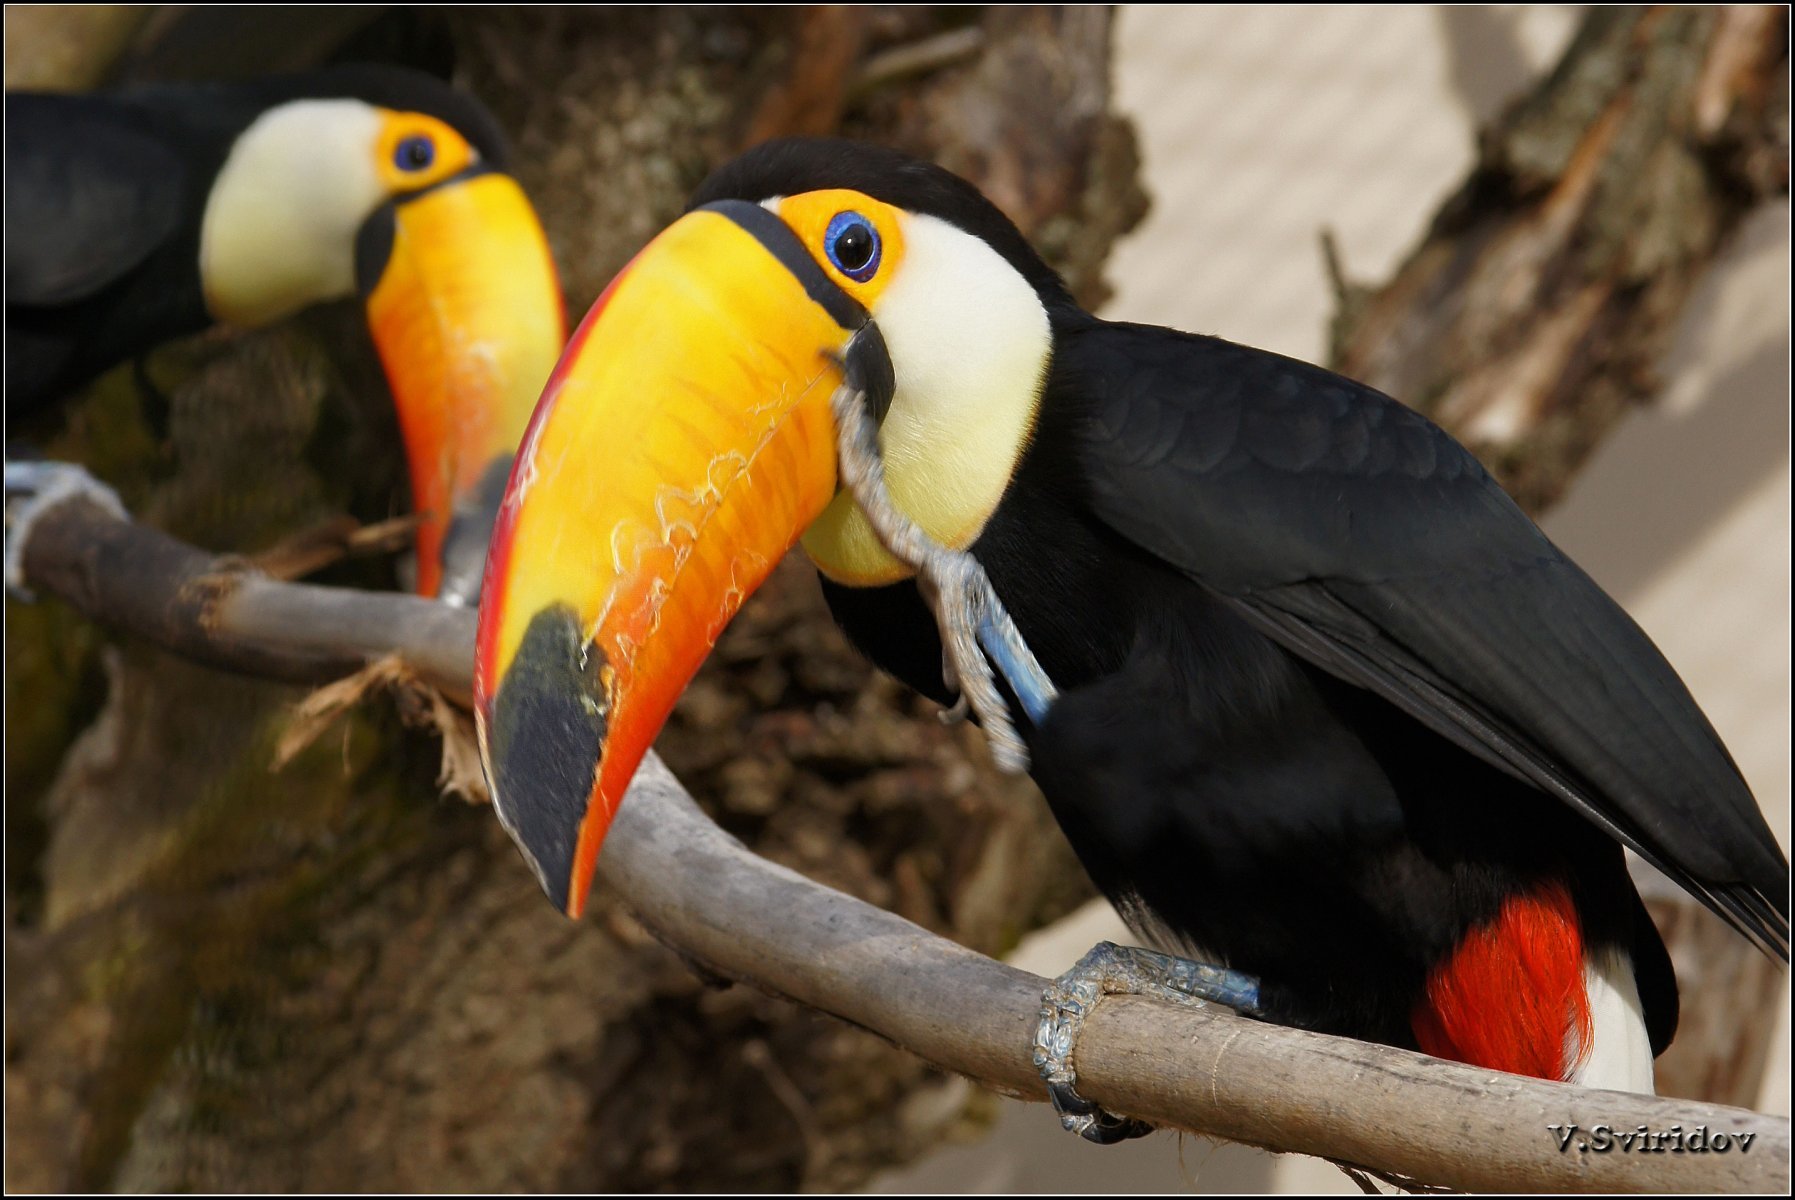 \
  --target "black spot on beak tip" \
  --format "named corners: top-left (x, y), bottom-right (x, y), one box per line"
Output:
top-left (487, 604), bottom-right (608, 915)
